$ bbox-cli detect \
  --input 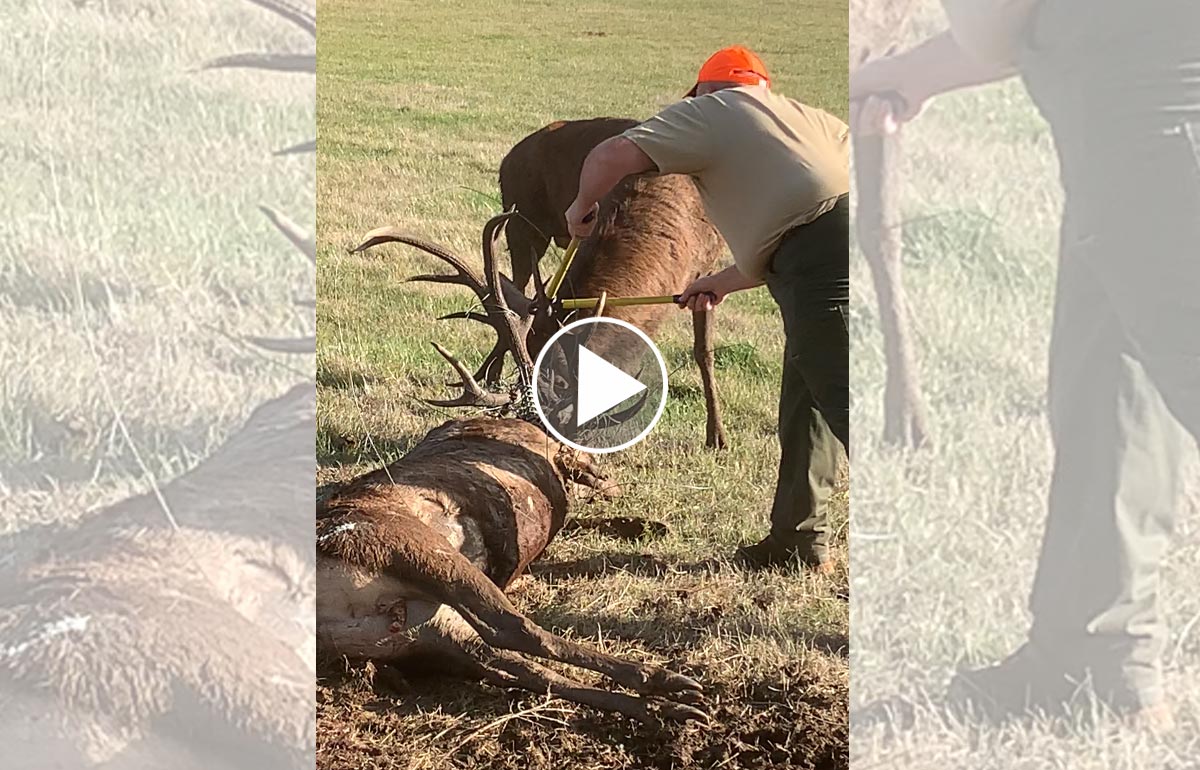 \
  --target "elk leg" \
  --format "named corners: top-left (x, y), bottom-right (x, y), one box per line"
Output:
top-left (388, 531), bottom-right (702, 700)
top-left (692, 308), bottom-right (727, 449)
top-left (853, 130), bottom-right (930, 448)
top-left (460, 642), bottom-right (707, 724)
top-left (506, 215), bottom-right (550, 292)
top-left (556, 448), bottom-right (623, 498)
